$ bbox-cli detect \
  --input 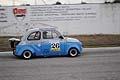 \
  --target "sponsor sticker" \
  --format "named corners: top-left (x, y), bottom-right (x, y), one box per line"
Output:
top-left (13, 8), bottom-right (27, 21)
